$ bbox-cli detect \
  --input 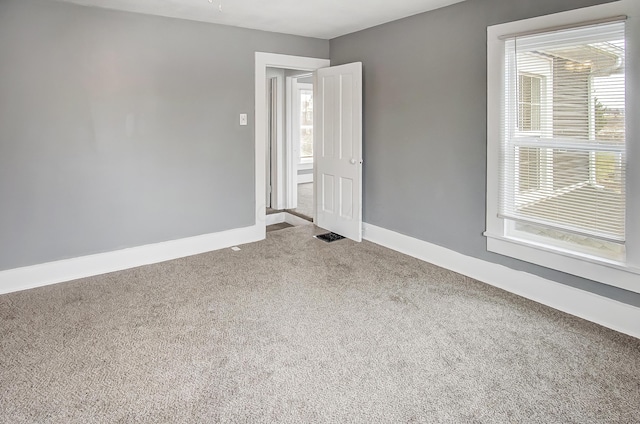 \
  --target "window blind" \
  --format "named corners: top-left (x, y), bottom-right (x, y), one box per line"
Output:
top-left (500, 21), bottom-right (626, 243)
